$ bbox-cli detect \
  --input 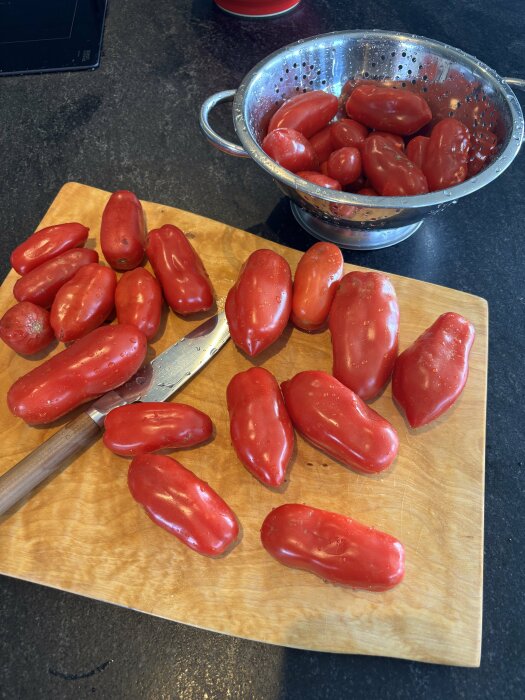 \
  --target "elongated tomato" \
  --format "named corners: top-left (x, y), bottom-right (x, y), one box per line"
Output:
top-left (268, 90), bottom-right (338, 138)
top-left (103, 402), bottom-right (213, 456)
top-left (100, 190), bottom-right (145, 270)
top-left (225, 249), bottom-right (292, 357)
top-left (328, 271), bottom-right (399, 400)
top-left (115, 267), bottom-right (163, 340)
top-left (7, 324), bottom-right (147, 424)
top-left (346, 84), bottom-right (432, 135)
top-left (226, 367), bottom-right (294, 488)
top-left (128, 454), bottom-right (239, 556)
top-left (50, 263), bottom-right (117, 342)
top-left (13, 248), bottom-right (99, 308)
top-left (291, 242), bottom-right (344, 331)
top-left (392, 312), bottom-right (475, 428)
top-left (261, 504), bottom-right (405, 590)
top-left (146, 225), bottom-right (214, 315)
top-left (281, 371), bottom-right (398, 474)
top-left (11, 223), bottom-right (89, 275)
